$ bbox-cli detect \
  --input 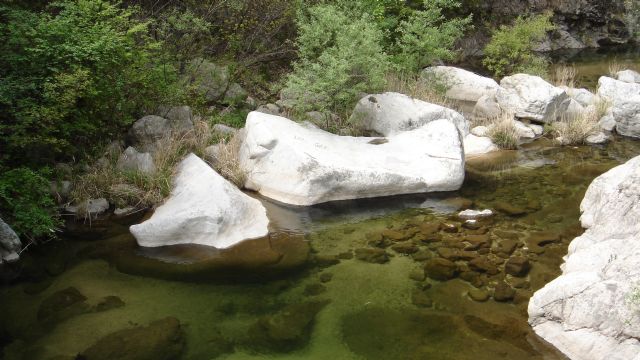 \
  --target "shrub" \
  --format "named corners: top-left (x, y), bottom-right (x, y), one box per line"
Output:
top-left (385, 72), bottom-right (451, 109)
top-left (392, 0), bottom-right (471, 73)
top-left (283, 4), bottom-right (390, 113)
top-left (483, 13), bottom-right (555, 77)
top-left (0, 168), bottom-right (61, 241)
top-left (0, 0), bottom-right (181, 168)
